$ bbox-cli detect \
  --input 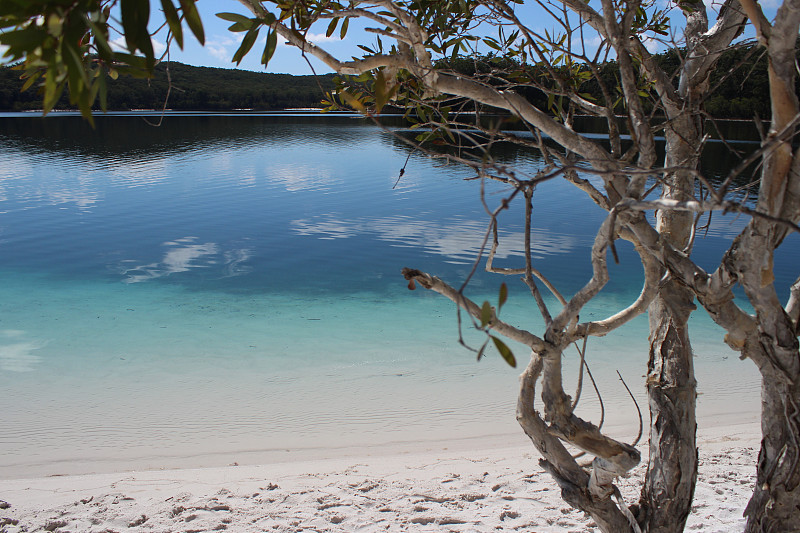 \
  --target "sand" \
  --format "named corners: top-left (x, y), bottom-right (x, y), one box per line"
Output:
top-left (0, 422), bottom-right (759, 533)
